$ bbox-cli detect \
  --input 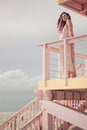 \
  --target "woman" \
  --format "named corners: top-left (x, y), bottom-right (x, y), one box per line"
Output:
top-left (57, 12), bottom-right (76, 78)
